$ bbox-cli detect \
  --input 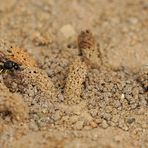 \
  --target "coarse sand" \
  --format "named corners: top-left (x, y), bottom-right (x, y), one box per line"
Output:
top-left (0, 0), bottom-right (148, 148)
